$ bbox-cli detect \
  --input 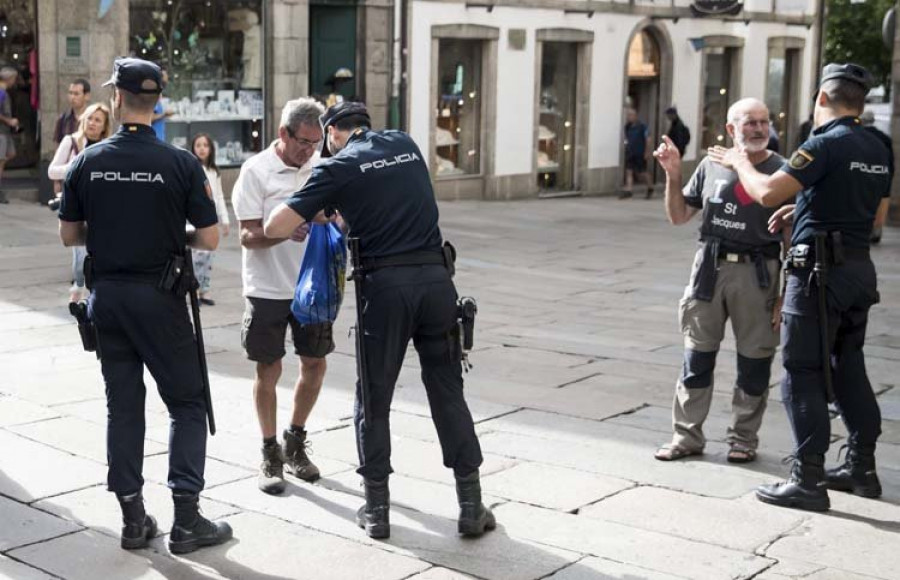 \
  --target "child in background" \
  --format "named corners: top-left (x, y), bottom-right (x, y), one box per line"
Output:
top-left (190, 133), bottom-right (230, 305)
